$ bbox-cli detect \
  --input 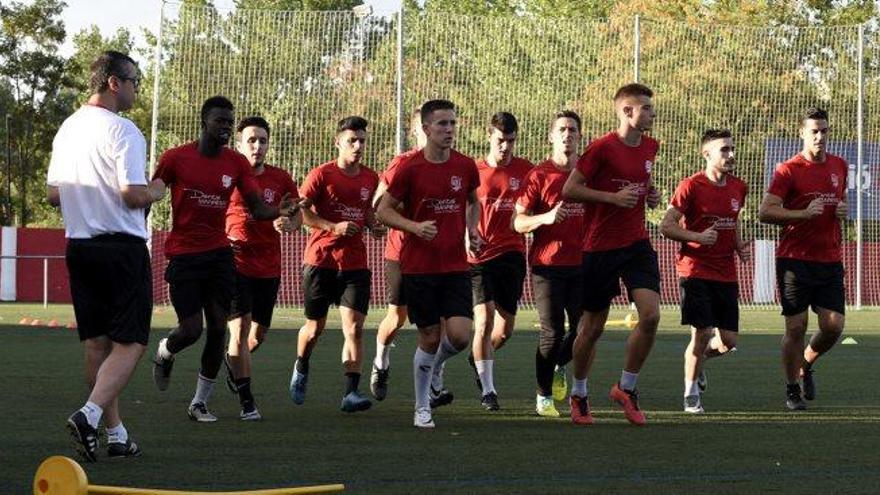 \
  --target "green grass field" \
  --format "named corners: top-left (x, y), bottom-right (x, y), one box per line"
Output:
top-left (4, 303), bottom-right (880, 494)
